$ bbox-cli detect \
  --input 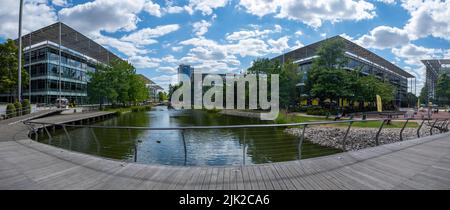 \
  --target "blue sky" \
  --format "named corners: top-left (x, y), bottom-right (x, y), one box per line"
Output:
top-left (1, 0), bottom-right (449, 93)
